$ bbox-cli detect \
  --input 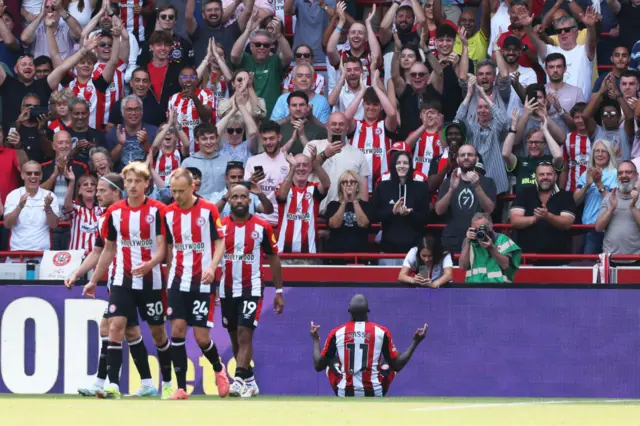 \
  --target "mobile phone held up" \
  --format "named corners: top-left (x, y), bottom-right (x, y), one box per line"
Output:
top-left (29, 107), bottom-right (50, 120)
